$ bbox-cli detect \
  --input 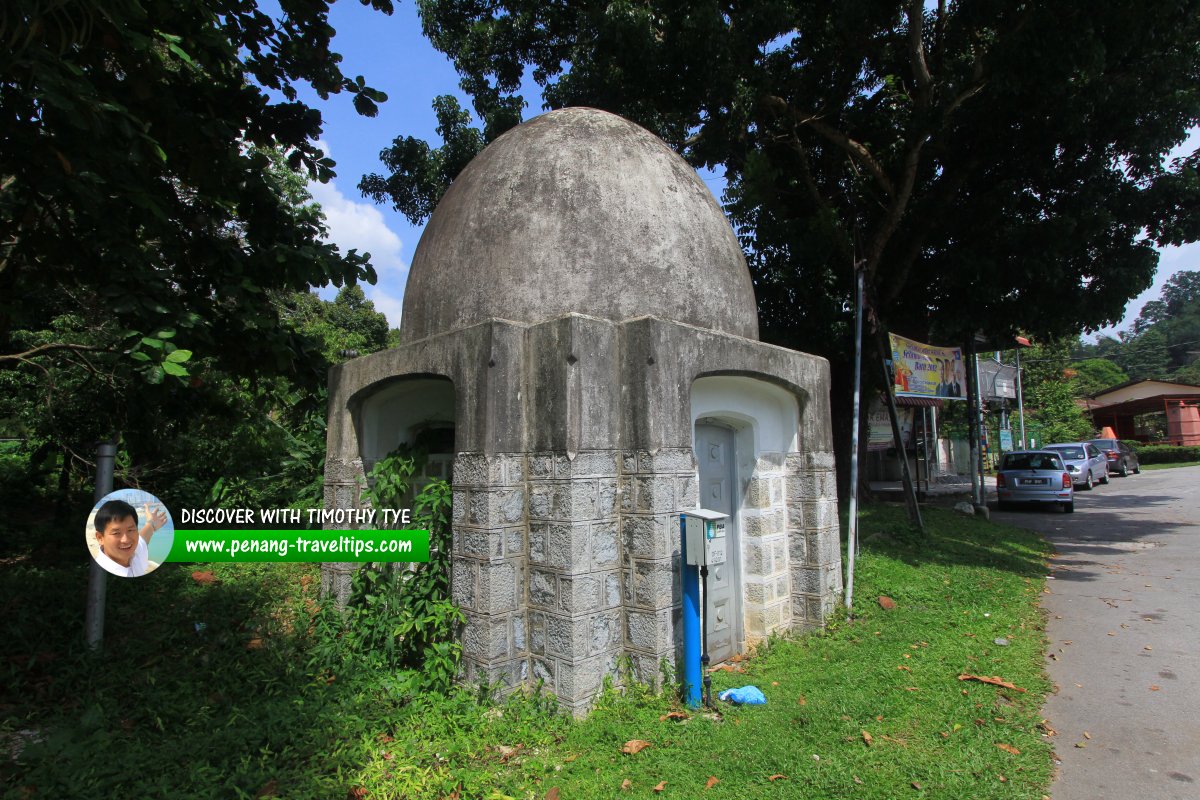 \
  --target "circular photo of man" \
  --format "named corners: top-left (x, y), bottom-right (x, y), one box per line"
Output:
top-left (85, 489), bottom-right (174, 577)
